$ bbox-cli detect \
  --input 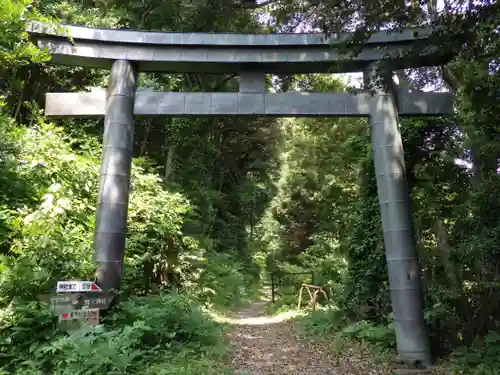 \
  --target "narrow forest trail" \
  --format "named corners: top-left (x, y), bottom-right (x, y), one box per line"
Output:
top-left (221, 294), bottom-right (392, 375)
